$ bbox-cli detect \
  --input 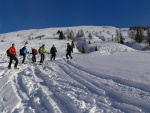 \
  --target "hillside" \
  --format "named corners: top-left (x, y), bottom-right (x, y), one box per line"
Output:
top-left (0, 26), bottom-right (150, 113)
